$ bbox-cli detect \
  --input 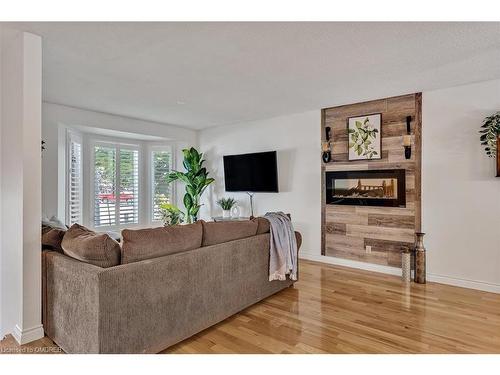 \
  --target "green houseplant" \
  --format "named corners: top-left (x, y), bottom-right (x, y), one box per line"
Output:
top-left (159, 203), bottom-right (185, 226)
top-left (166, 147), bottom-right (214, 223)
top-left (216, 197), bottom-right (237, 218)
top-left (479, 112), bottom-right (500, 157)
